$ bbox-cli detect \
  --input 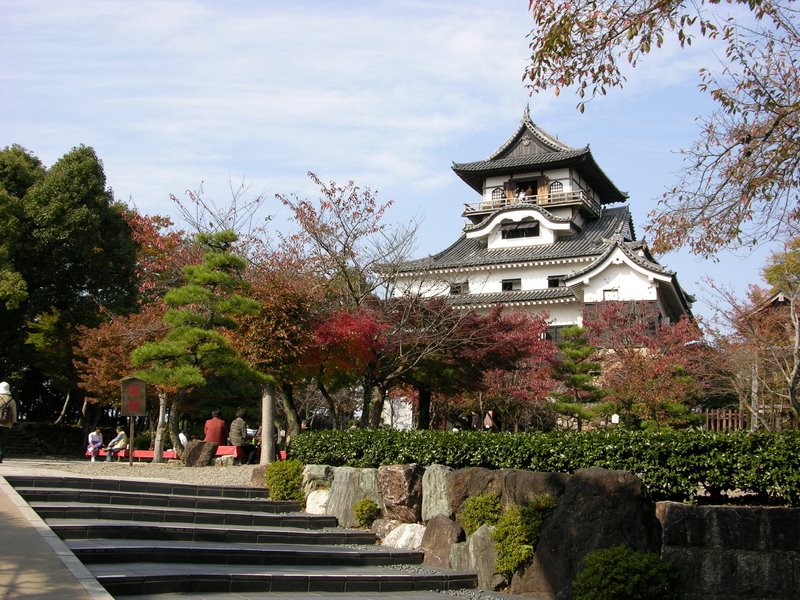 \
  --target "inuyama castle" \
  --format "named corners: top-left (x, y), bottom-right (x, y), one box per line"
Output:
top-left (394, 108), bottom-right (694, 344)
